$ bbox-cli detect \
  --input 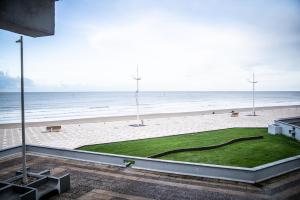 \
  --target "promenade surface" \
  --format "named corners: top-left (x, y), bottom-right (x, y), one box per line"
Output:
top-left (0, 107), bottom-right (299, 150)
